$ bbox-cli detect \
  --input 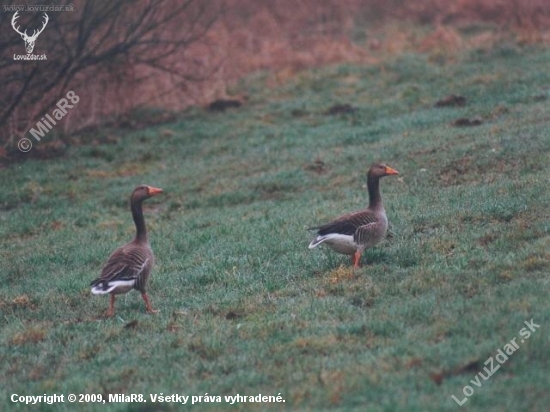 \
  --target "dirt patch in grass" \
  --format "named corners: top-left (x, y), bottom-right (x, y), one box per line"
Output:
top-left (477, 233), bottom-right (497, 247)
top-left (9, 327), bottom-right (47, 346)
top-left (303, 158), bottom-right (328, 175)
top-left (225, 311), bottom-right (244, 320)
top-left (434, 94), bottom-right (467, 107)
top-left (522, 253), bottom-right (550, 272)
top-left (452, 117), bottom-right (483, 127)
top-left (207, 99), bottom-right (243, 112)
top-left (439, 156), bottom-right (475, 185)
top-left (325, 104), bottom-right (357, 116)
top-left (253, 182), bottom-right (300, 200)
top-left (291, 108), bottom-right (310, 117)
top-left (430, 359), bottom-right (482, 385)
top-left (327, 265), bottom-right (355, 284)
top-left (438, 155), bottom-right (525, 186)
top-left (1, 294), bottom-right (38, 311)
top-left (187, 337), bottom-right (222, 360)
